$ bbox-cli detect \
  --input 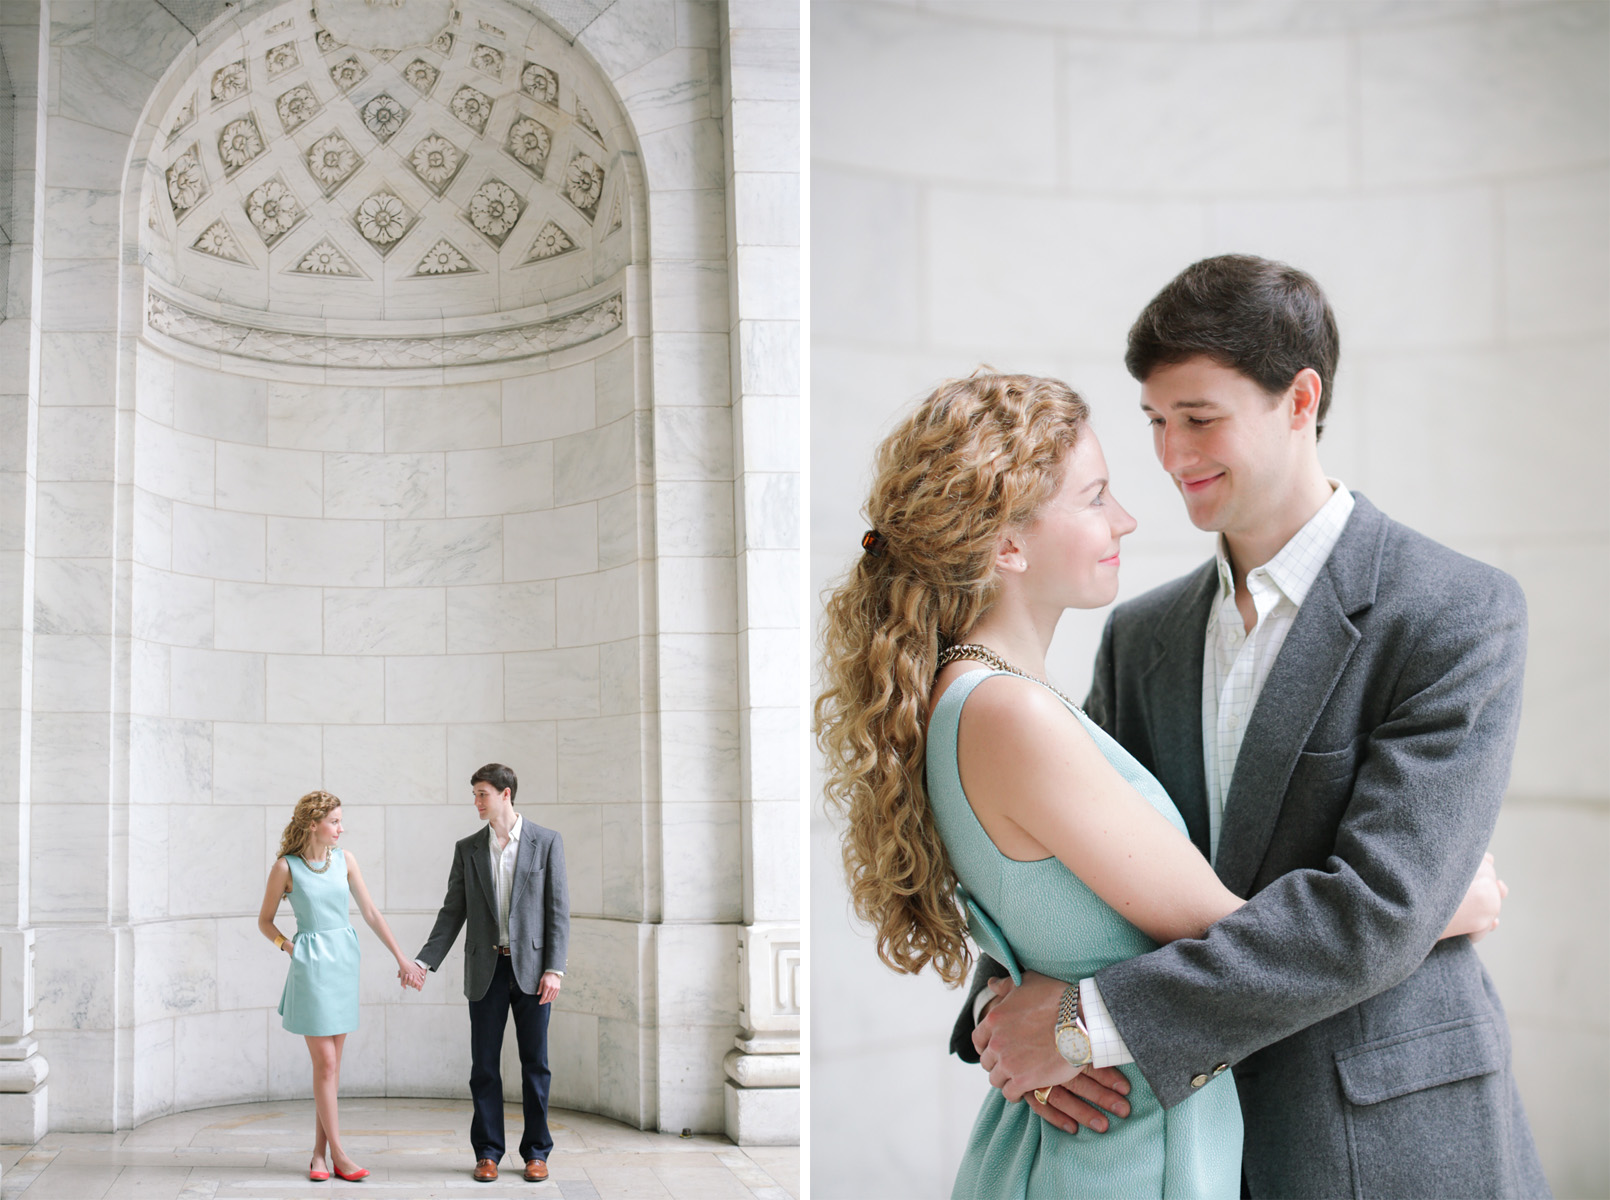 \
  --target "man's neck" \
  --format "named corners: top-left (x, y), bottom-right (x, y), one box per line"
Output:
top-left (1223, 469), bottom-right (1335, 584)
top-left (489, 808), bottom-right (518, 845)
